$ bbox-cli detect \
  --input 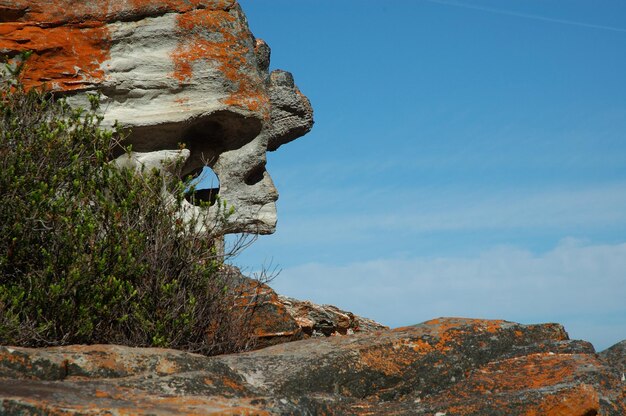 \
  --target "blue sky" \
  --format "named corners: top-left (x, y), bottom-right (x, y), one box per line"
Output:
top-left (229, 0), bottom-right (626, 351)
